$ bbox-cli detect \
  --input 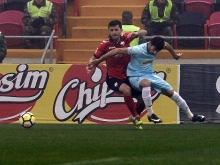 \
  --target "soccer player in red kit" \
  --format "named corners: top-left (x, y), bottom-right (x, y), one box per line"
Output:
top-left (86, 20), bottom-right (162, 129)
